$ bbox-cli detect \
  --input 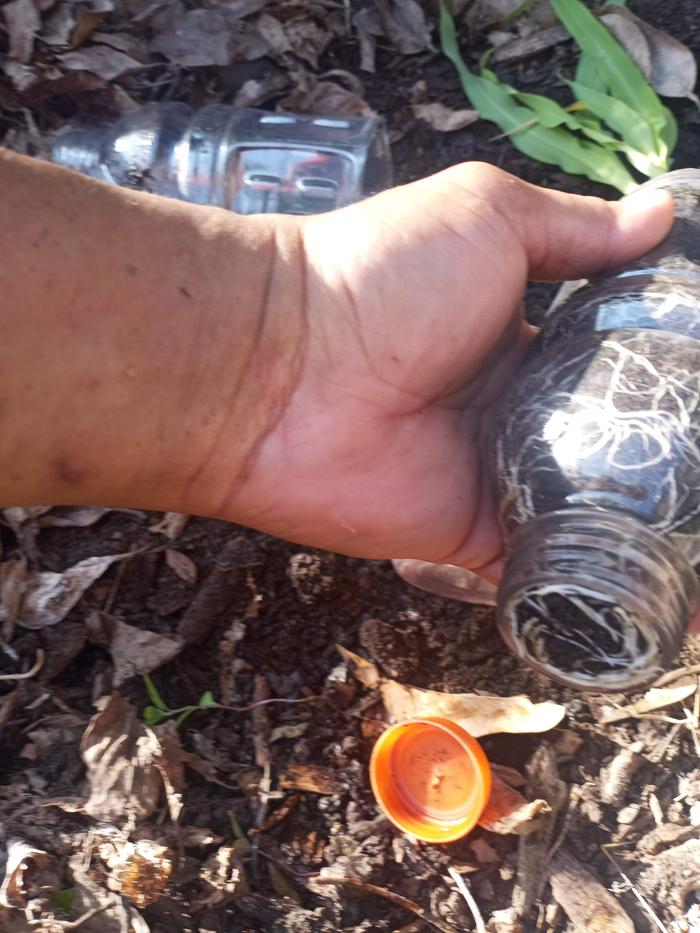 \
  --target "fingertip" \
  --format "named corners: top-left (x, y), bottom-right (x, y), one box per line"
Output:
top-left (613, 187), bottom-right (675, 253)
